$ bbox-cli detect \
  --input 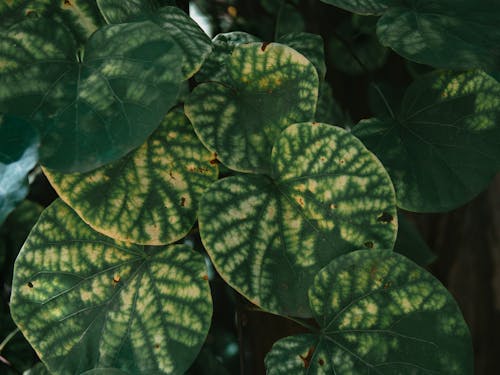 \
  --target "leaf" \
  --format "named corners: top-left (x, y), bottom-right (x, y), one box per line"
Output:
top-left (186, 43), bottom-right (319, 174)
top-left (0, 18), bottom-right (183, 172)
top-left (10, 200), bottom-right (212, 375)
top-left (0, 0), bottom-right (104, 43)
top-left (0, 115), bottom-right (39, 226)
top-left (377, 0), bottom-right (500, 70)
top-left (265, 250), bottom-right (473, 374)
top-left (353, 71), bottom-right (500, 212)
top-left (44, 111), bottom-right (218, 245)
top-left (394, 213), bottom-right (435, 267)
top-left (277, 32), bottom-right (326, 80)
top-left (97, 2), bottom-right (213, 78)
top-left (196, 31), bottom-right (260, 83)
top-left (199, 123), bottom-right (397, 317)
top-left (329, 15), bottom-right (388, 75)
top-left (320, 0), bottom-right (391, 15)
